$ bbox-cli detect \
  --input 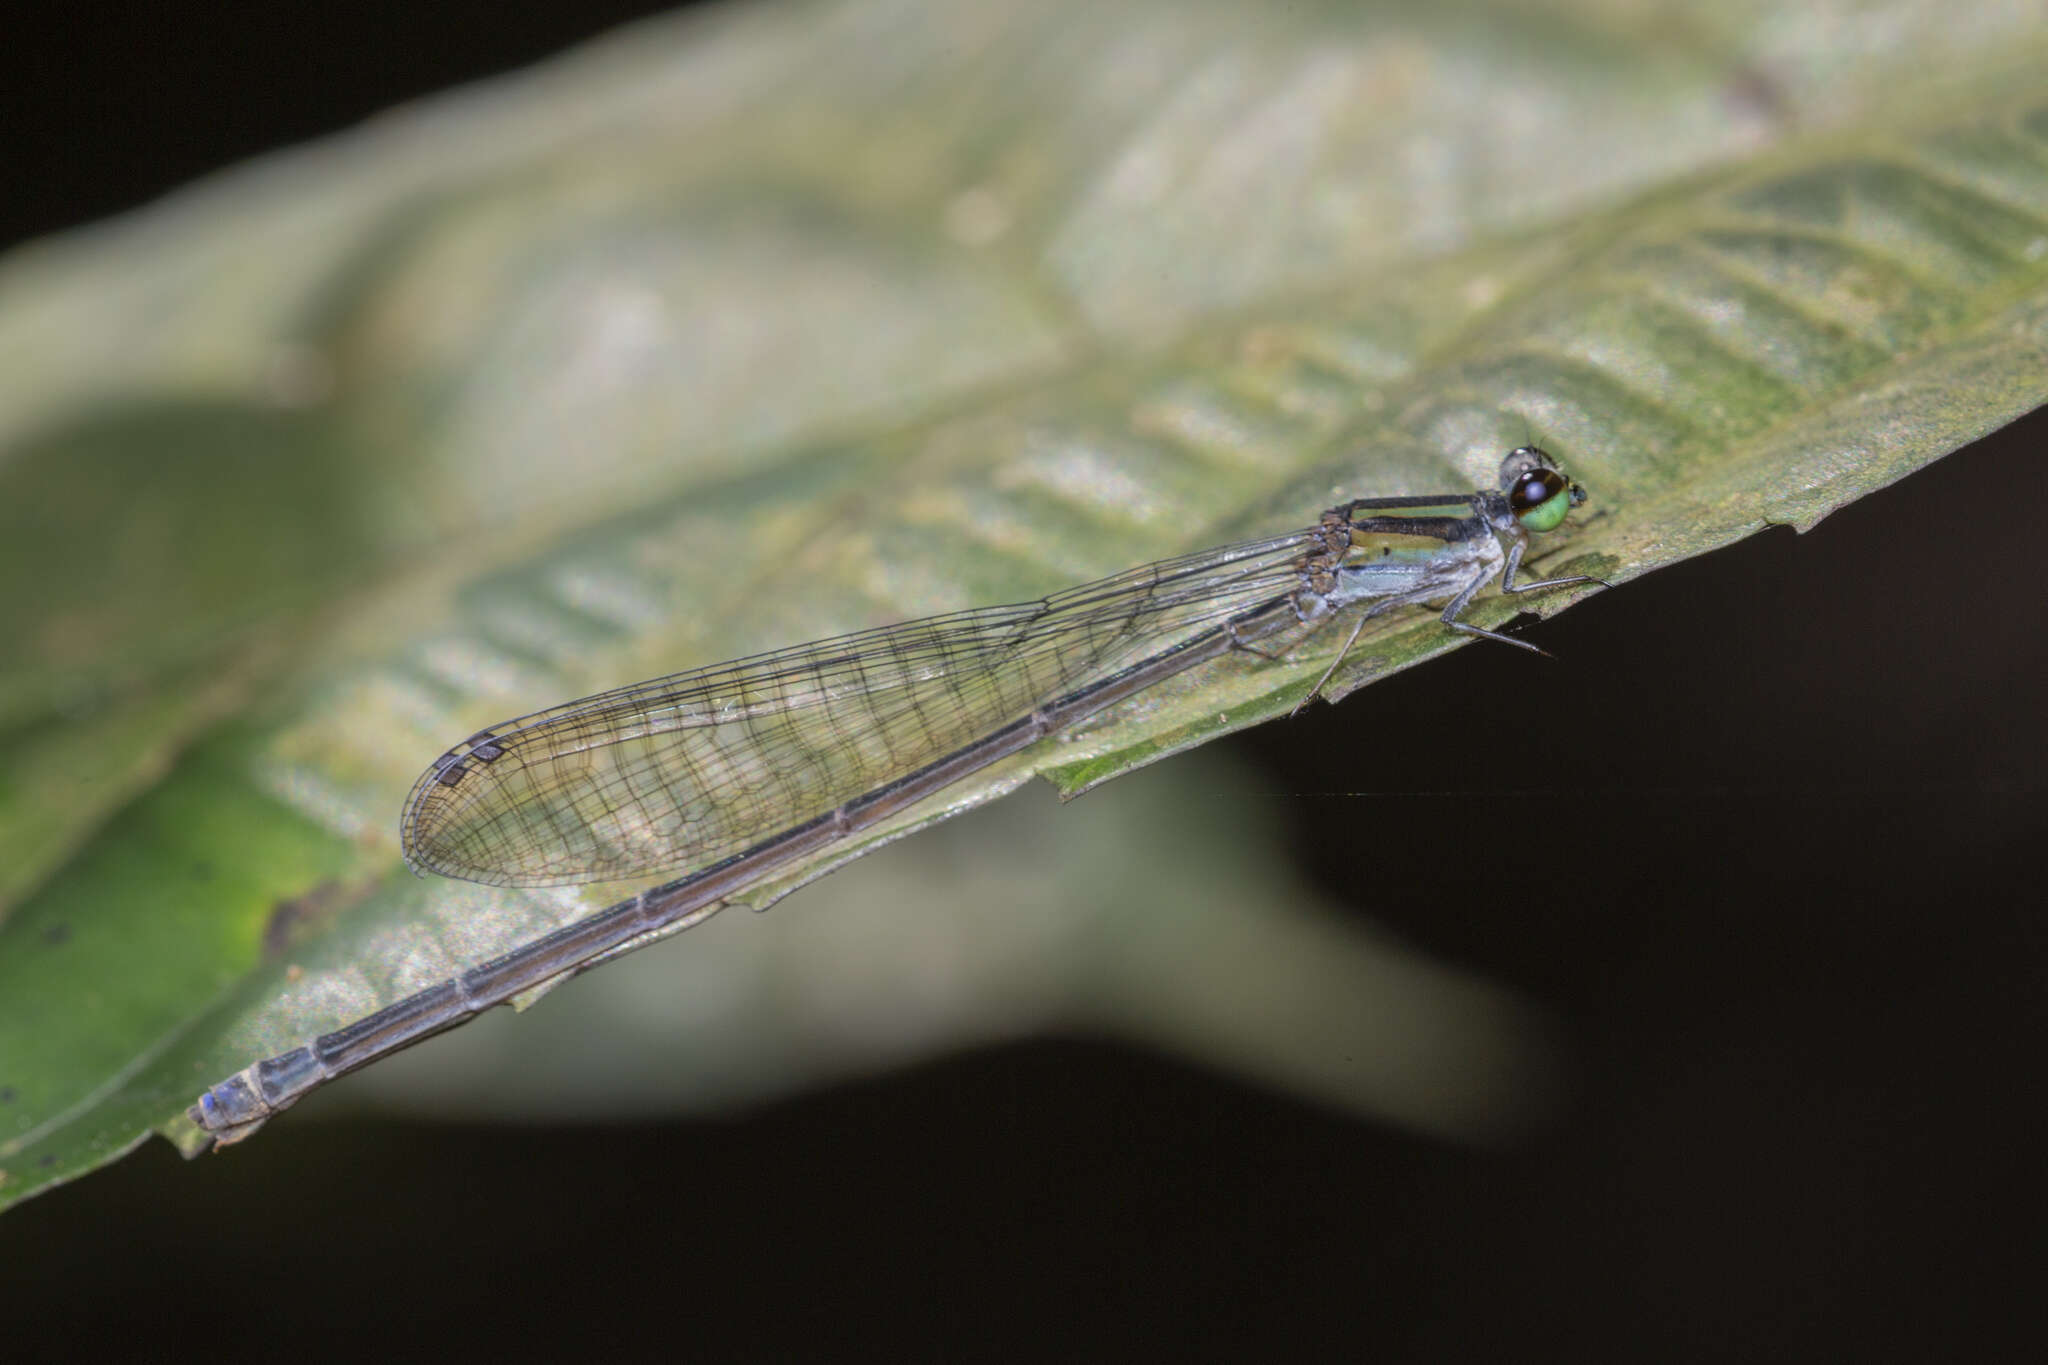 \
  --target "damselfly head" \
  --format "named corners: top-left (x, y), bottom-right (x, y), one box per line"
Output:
top-left (1499, 446), bottom-right (1584, 534)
